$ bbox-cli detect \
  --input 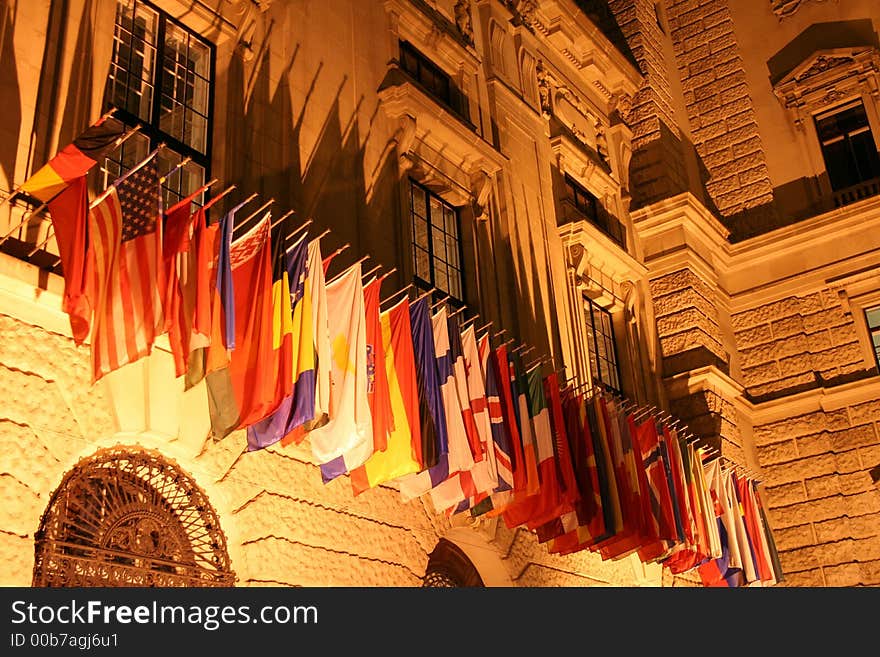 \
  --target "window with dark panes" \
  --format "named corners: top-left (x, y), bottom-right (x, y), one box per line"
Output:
top-left (564, 174), bottom-right (625, 247)
top-left (584, 296), bottom-right (621, 393)
top-left (399, 41), bottom-right (469, 124)
top-left (814, 100), bottom-right (880, 192)
top-left (866, 304), bottom-right (880, 370)
top-left (104, 0), bottom-right (213, 207)
top-left (409, 180), bottom-right (464, 304)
